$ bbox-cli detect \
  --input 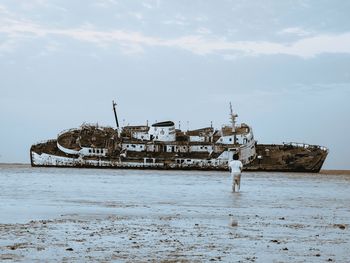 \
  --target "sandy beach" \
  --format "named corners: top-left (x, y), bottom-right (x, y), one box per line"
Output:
top-left (0, 165), bottom-right (349, 262)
